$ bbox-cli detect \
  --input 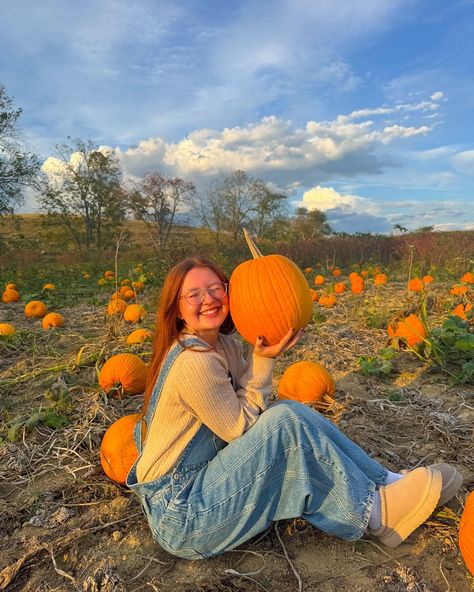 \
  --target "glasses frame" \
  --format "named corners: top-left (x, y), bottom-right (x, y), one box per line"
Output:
top-left (179, 282), bottom-right (228, 306)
